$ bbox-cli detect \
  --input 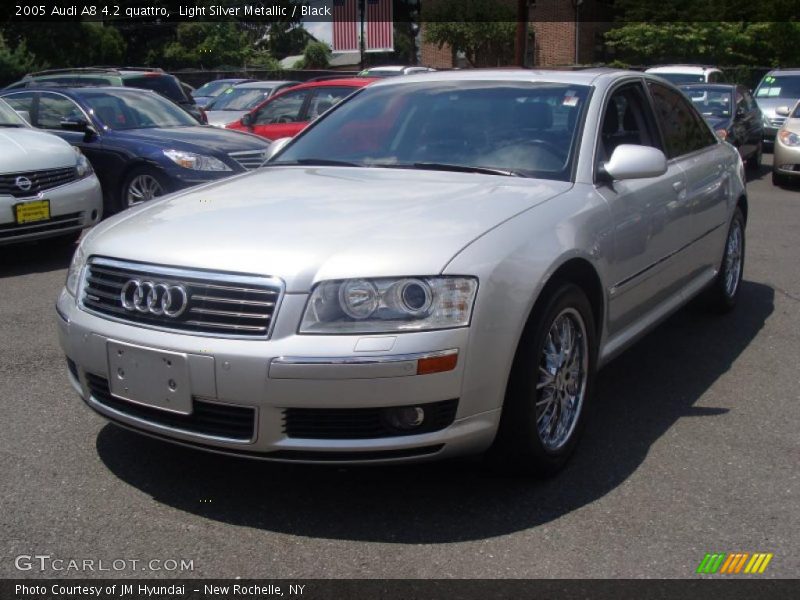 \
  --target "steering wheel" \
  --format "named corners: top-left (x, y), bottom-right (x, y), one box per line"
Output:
top-left (275, 115), bottom-right (294, 124)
